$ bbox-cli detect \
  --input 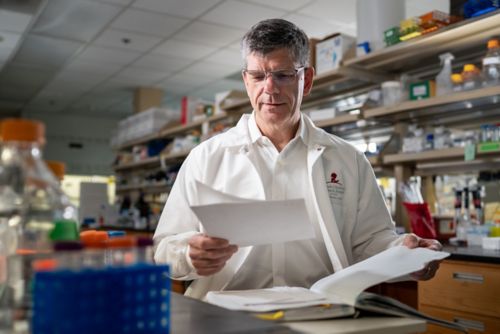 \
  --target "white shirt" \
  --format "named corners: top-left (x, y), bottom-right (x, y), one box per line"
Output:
top-left (224, 113), bottom-right (333, 290)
